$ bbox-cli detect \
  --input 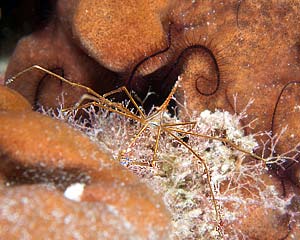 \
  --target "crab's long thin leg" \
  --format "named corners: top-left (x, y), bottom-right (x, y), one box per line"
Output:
top-left (155, 81), bottom-right (179, 112)
top-left (168, 127), bottom-right (265, 162)
top-left (75, 93), bottom-right (100, 106)
top-left (165, 128), bottom-right (221, 225)
top-left (62, 93), bottom-right (101, 112)
top-left (60, 92), bottom-right (139, 121)
top-left (103, 86), bottom-right (146, 119)
top-left (152, 125), bottom-right (162, 167)
top-left (146, 81), bottom-right (179, 121)
top-left (163, 121), bottom-right (197, 128)
top-left (7, 65), bottom-right (141, 119)
top-left (128, 123), bottom-right (149, 149)
top-left (11, 65), bottom-right (148, 119)
top-left (7, 65), bottom-right (102, 99)
top-left (118, 122), bottom-right (150, 161)
top-left (161, 121), bottom-right (197, 142)
top-left (66, 101), bottom-right (142, 122)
